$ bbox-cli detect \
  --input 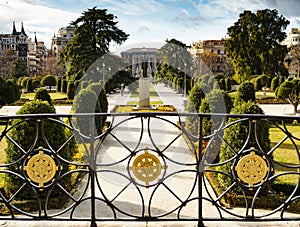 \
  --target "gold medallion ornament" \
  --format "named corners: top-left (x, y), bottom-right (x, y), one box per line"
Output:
top-left (235, 151), bottom-right (269, 187)
top-left (130, 148), bottom-right (164, 186)
top-left (24, 148), bottom-right (58, 187)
